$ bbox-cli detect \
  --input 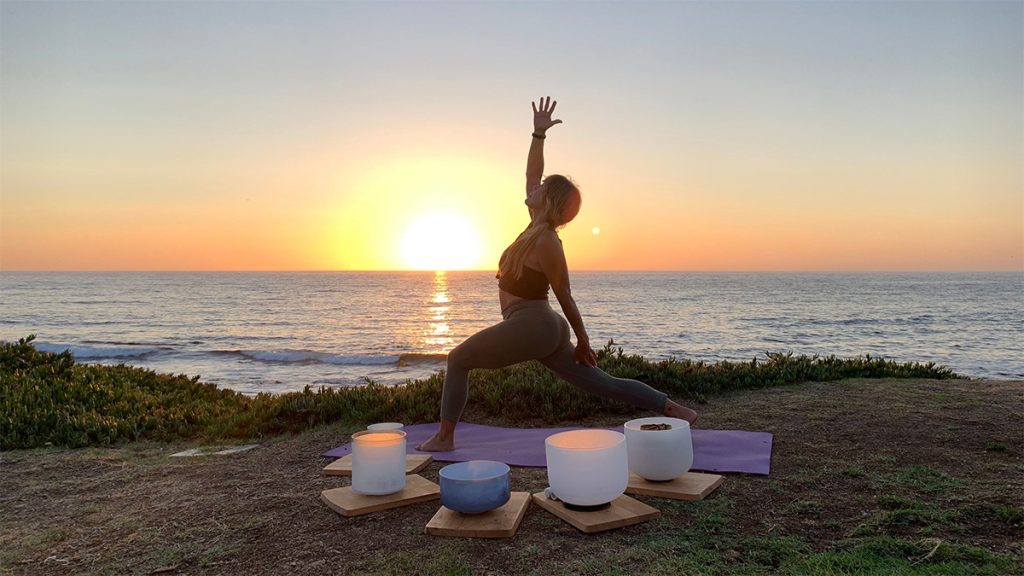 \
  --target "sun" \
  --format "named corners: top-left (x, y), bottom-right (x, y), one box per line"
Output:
top-left (400, 212), bottom-right (482, 270)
